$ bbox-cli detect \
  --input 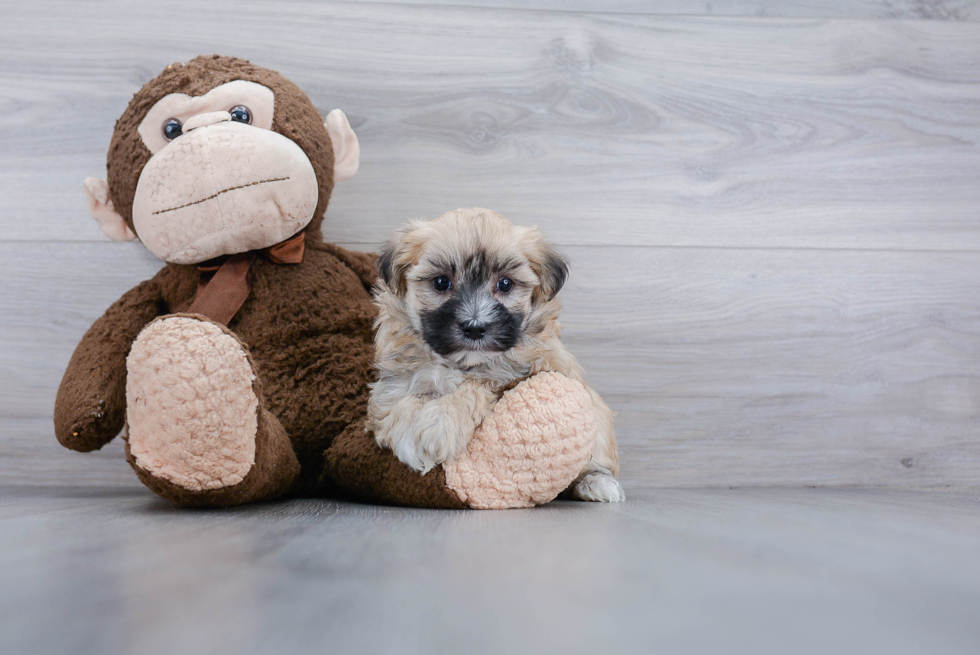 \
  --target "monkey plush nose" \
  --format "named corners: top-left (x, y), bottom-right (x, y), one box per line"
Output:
top-left (182, 110), bottom-right (232, 132)
top-left (461, 321), bottom-right (487, 340)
